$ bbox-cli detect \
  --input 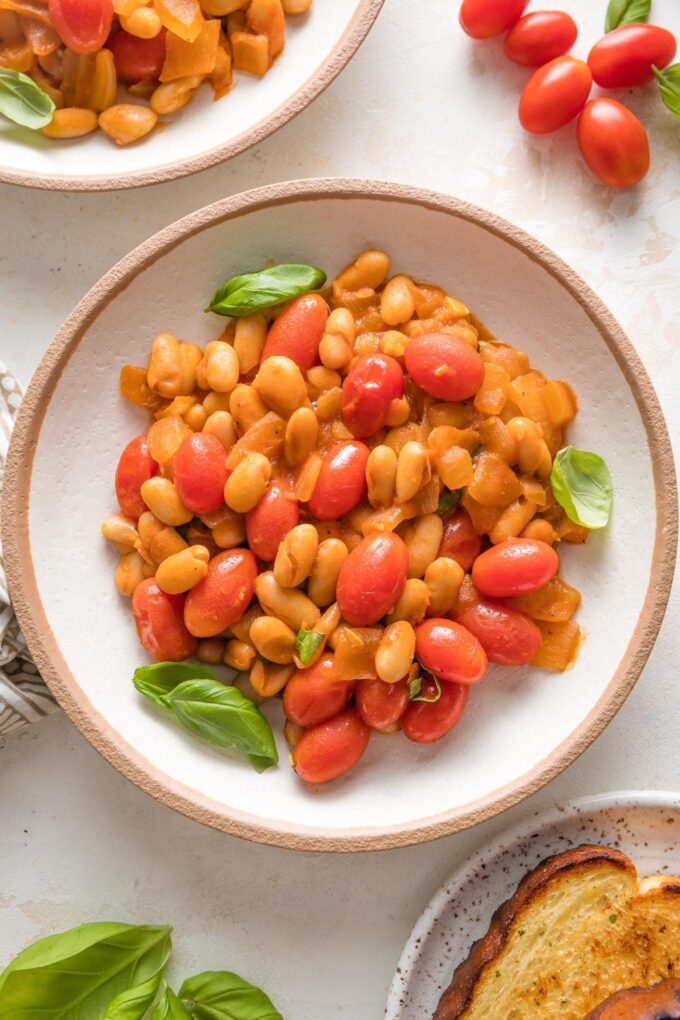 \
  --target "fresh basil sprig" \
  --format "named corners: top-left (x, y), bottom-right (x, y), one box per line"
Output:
top-left (437, 489), bottom-right (462, 516)
top-left (151, 987), bottom-right (192, 1019)
top-left (550, 446), bottom-right (613, 530)
top-left (653, 63), bottom-right (680, 120)
top-left (604, 0), bottom-right (650, 31)
top-left (179, 971), bottom-right (283, 1020)
top-left (296, 629), bottom-right (324, 665)
top-left (132, 661), bottom-right (218, 709)
top-left (0, 922), bottom-right (172, 1018)
top-left (103, 972), bottom-right (164, 1019)
top-left (0, 67), bottom-right (55, 129)
top-left (206, 263), bottom-right (326, 317)
top-left (408, 675), bottom-right (442, 703)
